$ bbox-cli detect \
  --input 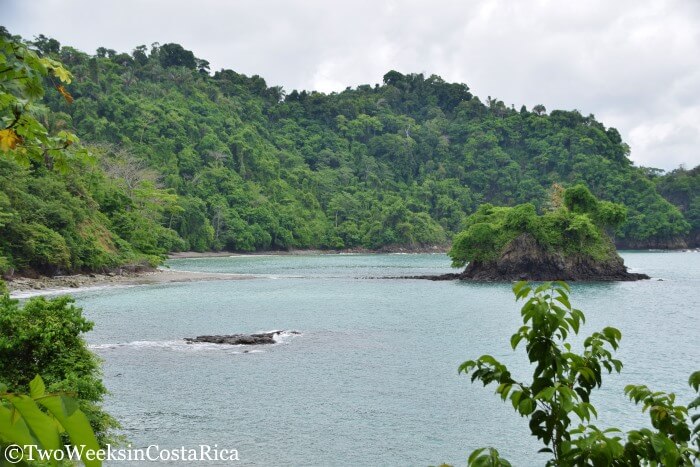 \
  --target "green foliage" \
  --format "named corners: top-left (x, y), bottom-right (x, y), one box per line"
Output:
top-left (0, 292), bottom-right (117, 444)
top-left (0, 154), bottom-right (181, 275)
top-left (459, 281), bottom-right (699, 466)
top-left (564, 184), bottom-right (599, 214)
top-left (655, 165), bottom-right (700, 245)
top-left (2, 30), bottom-right (695, 274)
top-left (26, 34), bottom-right (690, 256)
top-left (0, 33), bottom-right (183, 275)
top-left (448, 186), bottom-right (620, 267)
top-left (0, 33), bottom-right (88, 170)
top-left (0, 376), bottom-right (102, 467)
